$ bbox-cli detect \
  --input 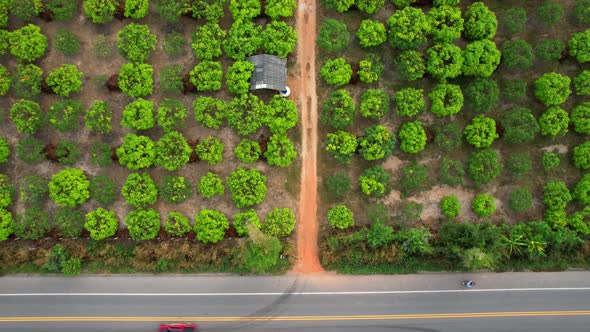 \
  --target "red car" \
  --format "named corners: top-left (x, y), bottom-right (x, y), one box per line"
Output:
top-left (158, 323), bottom-right (197, 332)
